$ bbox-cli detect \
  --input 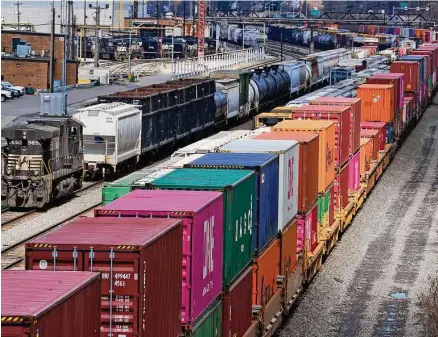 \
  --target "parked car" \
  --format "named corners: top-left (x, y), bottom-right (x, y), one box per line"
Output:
top-left (1, 89), bottom-right (12, 102)
top-left (1, 85), bottom-right (20, 99)
top-left (1, 81), bottom-right (24, 96)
